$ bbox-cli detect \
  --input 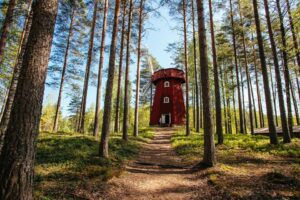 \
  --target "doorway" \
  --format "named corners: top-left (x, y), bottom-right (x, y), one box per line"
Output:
top-left (161, 113), bottom-right (171, 126)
